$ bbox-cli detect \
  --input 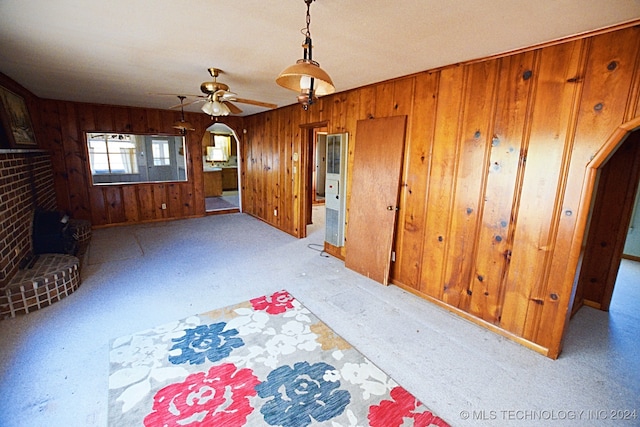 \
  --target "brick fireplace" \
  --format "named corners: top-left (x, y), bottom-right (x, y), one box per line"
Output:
top-left (0, 150), bottom-right (58, 287)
